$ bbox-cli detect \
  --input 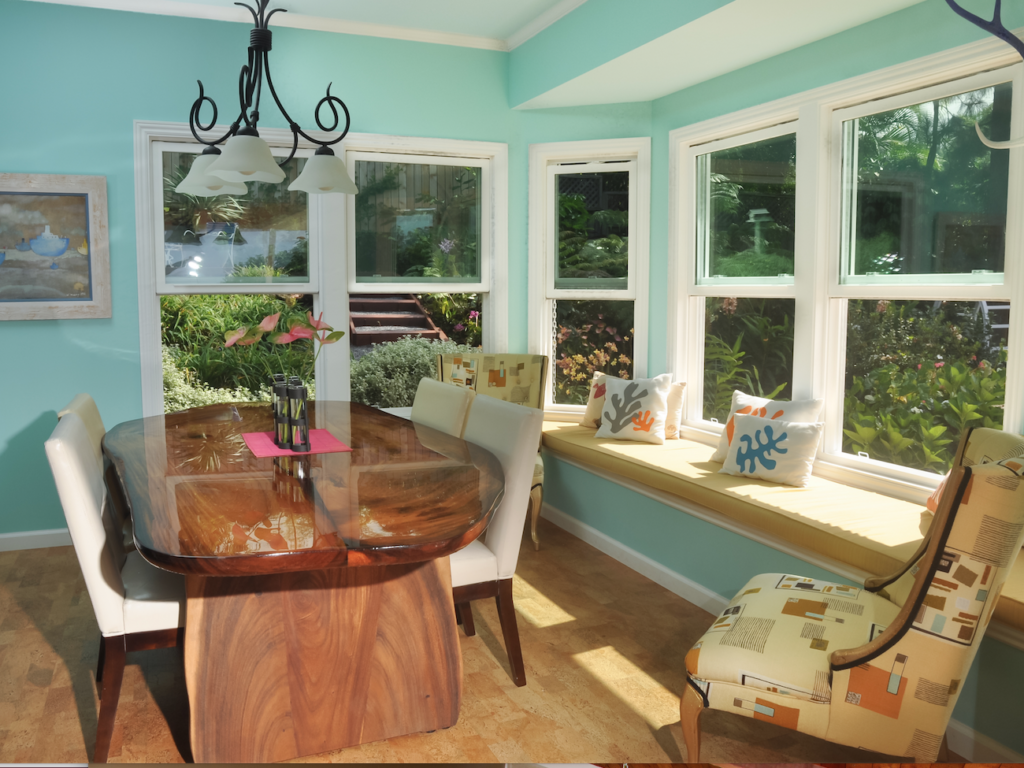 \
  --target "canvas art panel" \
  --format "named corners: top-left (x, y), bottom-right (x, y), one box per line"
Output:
top-left (0, 173), bottom-right (110, 320)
